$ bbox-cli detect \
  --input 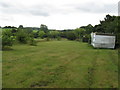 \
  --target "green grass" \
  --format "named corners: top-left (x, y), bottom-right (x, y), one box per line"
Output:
top-left (2, 40), bottom-right (118, 88)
